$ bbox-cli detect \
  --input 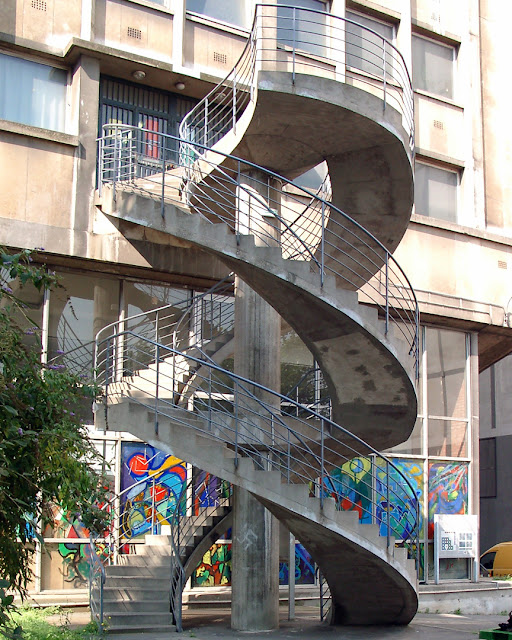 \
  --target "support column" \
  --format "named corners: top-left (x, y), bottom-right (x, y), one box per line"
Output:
top-left (231, 170), bottom-right (281, 631)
